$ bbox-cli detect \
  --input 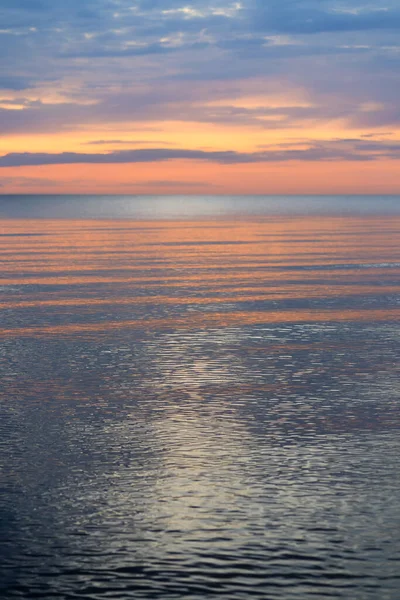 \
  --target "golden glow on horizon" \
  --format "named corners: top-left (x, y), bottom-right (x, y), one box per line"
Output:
top-left (4, 117), bottom-right (398, 154)
top-left (1, 80), bottom-right (399, 193)
top-left (1, 158), bottom-right (399, 194)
